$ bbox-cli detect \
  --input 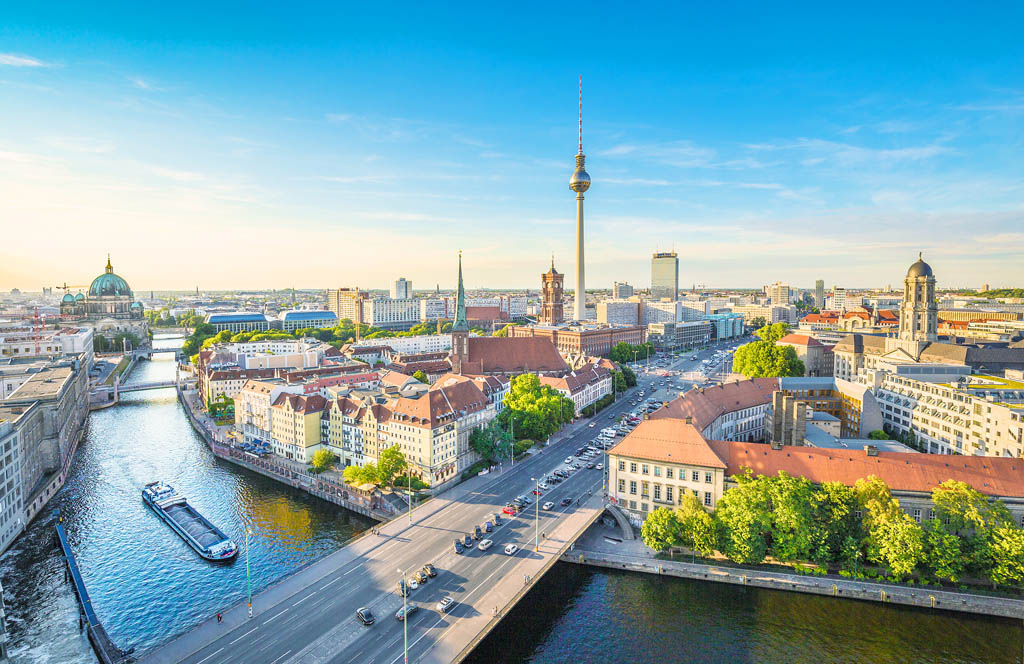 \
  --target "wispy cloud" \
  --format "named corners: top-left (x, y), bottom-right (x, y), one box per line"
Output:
top-left (748, 137), bottom-right (953, 166)
top-left (875, 120), bottom-right (916, 134)
top-left (317, 174), bottom-right (394, 184)
top-left (42, 136), bottom-right (116, 153)
top-left (149, 166), bottom-right (206, 182)
top-left (600, 140), bottom-right (715, 168)
top-left (325, 113), bottom-right (352, 122)
top-left (0, 53), bottom-right (51, 67)
top-left (129, 77), bottom-right (161, 91)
